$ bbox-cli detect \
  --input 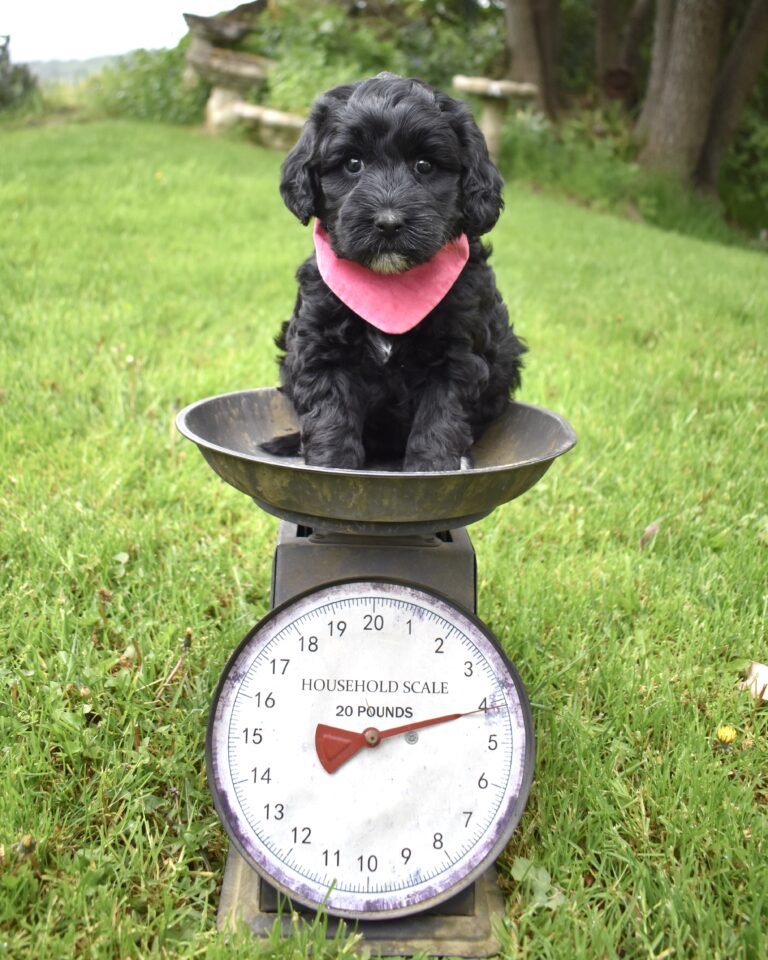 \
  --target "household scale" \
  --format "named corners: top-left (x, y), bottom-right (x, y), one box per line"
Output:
top-left (177, 387), bottom-right (575, 956)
